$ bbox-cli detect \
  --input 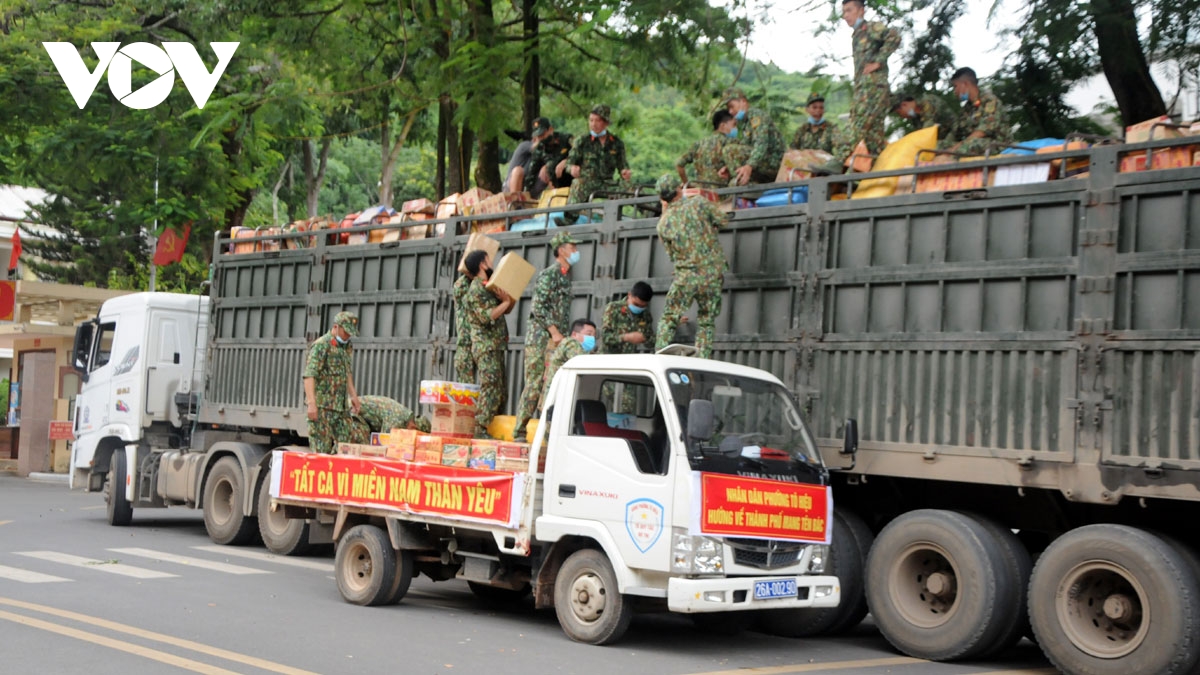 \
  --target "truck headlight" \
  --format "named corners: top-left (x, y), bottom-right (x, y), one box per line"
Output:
top-left (672, 528), bottom-right (724, 576)
top-left (807, 544), bottom-right (829, 574)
